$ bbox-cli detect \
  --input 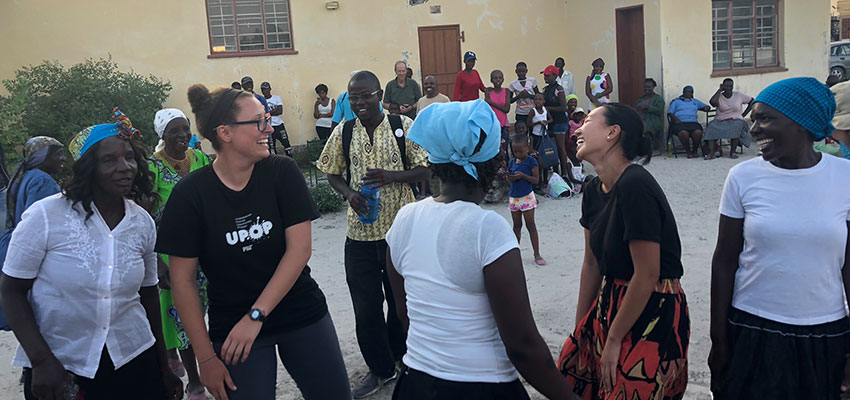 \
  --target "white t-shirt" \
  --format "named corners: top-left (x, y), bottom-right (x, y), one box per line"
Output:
top-left (508, 78), bottom-right (538, 116)
top-left (386, 198), bottom-right (519, 383)
top-left (2, 194), bottom-right (159, 378)
top-left (266, 95), bottom-right (283, 127)
top-left (719, 155), bottom-right (850, 325)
